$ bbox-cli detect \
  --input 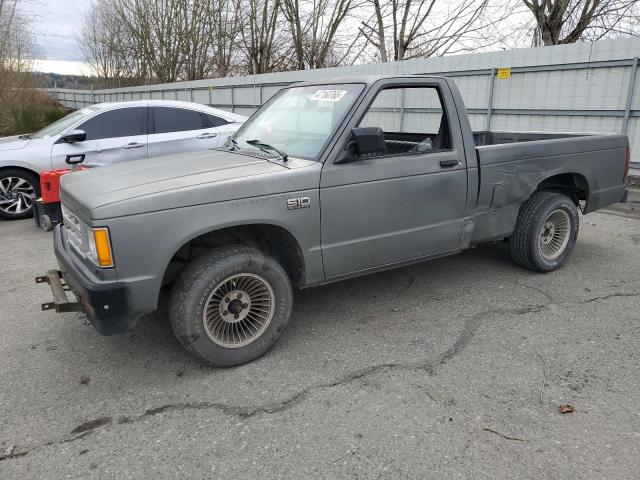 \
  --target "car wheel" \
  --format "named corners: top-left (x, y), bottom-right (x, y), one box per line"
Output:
top-left (0, 169), bottom-right (39, 220)
top-left (510, 191), bottom-right (579, 272)
top-left (169, 245), bottom-right (293, 367)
